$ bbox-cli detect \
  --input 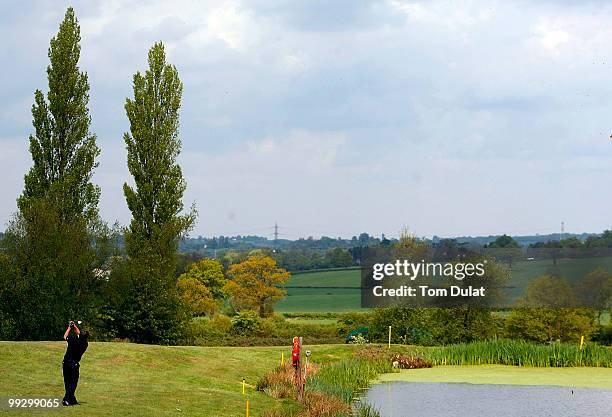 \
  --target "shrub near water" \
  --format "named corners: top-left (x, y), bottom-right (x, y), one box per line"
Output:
top-left (412, 339), bottom-right (612, 367)
top-left (355, 346), bottom-right (433, 369)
